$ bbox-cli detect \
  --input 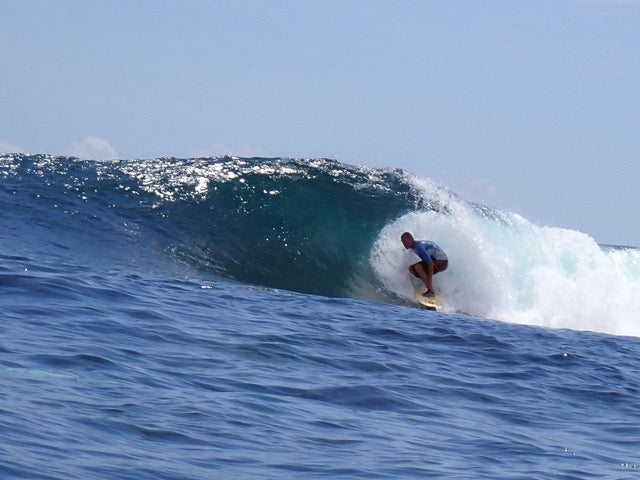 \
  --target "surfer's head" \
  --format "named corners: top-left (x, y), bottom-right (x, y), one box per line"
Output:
top-left (401, 232), bottom-right (415, 249)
